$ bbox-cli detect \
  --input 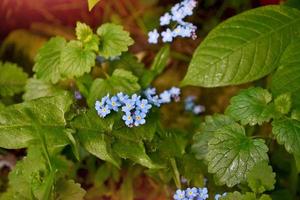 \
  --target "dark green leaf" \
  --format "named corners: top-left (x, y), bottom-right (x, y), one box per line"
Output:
top-left (71, 110), bottom-right (120, 167)
top-left (207, 123), bottom-right (269, 187)
top-left (87, 69), bottom-right (140, 107)
top-left (192, 114), bottom-right (236, 159)
top-left (0, 62), bottom-right (28, 97)
top-left (272, 117), bottom-right (300, 155)
top-left (271, 38), bottom-right (300, 107)
top-left (181, 6), bottom-right (300, 87)
top-left (97, 23), bottom-right (134, 58)
top-left (225, 87), bottom-right (273, 125)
